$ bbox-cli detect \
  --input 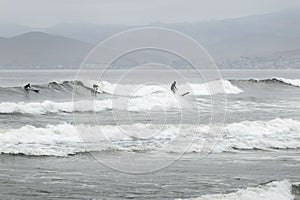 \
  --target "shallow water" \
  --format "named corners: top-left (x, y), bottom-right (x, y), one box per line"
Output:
top-left (0, 151), bottom-right (299, 199)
